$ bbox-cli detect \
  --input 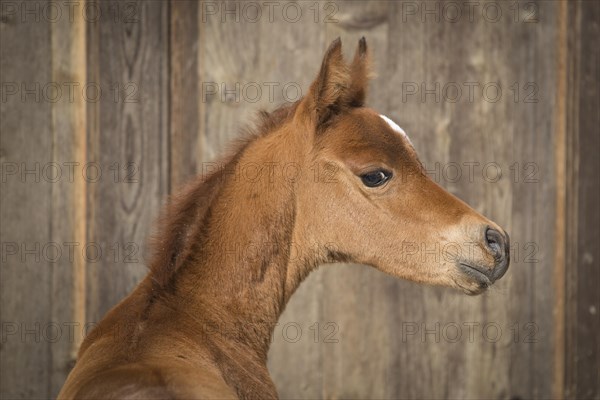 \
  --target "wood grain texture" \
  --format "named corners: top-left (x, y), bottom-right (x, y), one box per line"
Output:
top-left (500, 2), bottom-right (559, 399)
top-left (385, 3), bottom-right (514, 398)
top-left (564, 1), bottom-right (600, 399)
top-left (170, 0), bottom-right (200, 188)
top-left (85, 0), bottom-right (168, 323)
top-left (0, 2), bottom-right (53, 397)
top-left (554, 0), bottom-right (568, 397)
